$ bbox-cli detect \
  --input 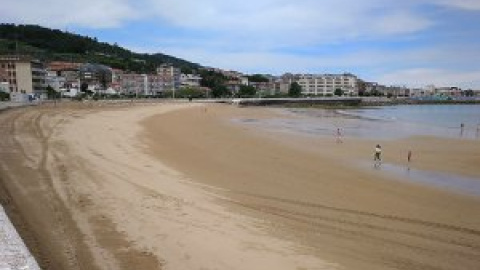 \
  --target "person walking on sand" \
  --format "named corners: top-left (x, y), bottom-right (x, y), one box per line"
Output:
top-left (407, 150), bottom-right (412, 162)
top-left (336, 128), bottom-right (343, 143)
top-left (374, 144), bottom-right (382, 165)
